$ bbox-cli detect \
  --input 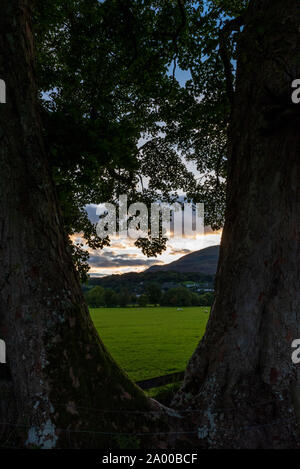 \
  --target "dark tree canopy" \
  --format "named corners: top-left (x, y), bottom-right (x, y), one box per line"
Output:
top-left (33, 0), bottom-right (248, 279)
